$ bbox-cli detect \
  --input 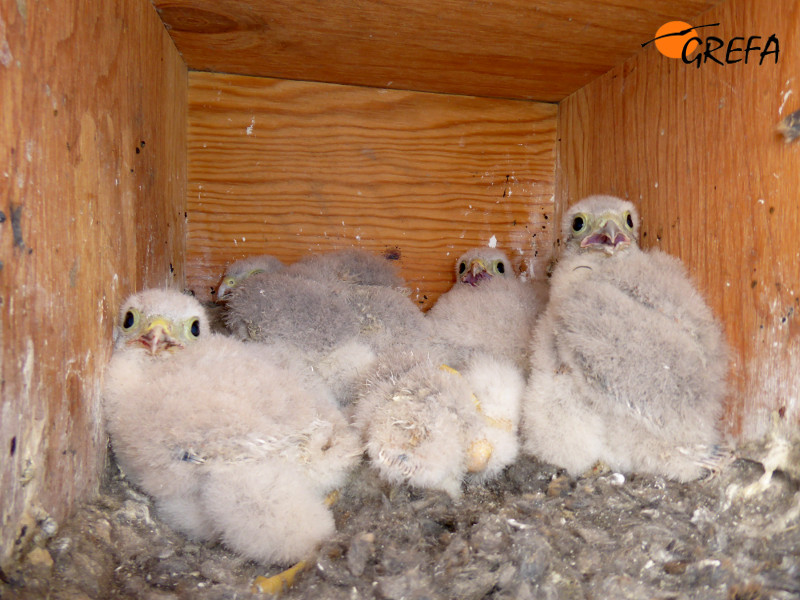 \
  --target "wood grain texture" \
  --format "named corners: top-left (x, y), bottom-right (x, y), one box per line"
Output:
top-left (156, 0), bottom-right (719, 102)
top-left (0, 0), bottom-right (186, 568)
top-left (556, 0), bottom-right (799, 438)
top-left (187, 72), bottom-right (556, 308)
